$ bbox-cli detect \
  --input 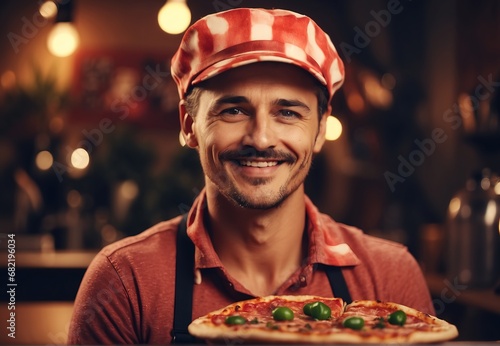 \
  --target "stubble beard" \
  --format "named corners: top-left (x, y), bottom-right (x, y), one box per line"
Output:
top-left (208, 156), bottom-right (312, 210)
top-left (226, 178), bottom-right (289, 210)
